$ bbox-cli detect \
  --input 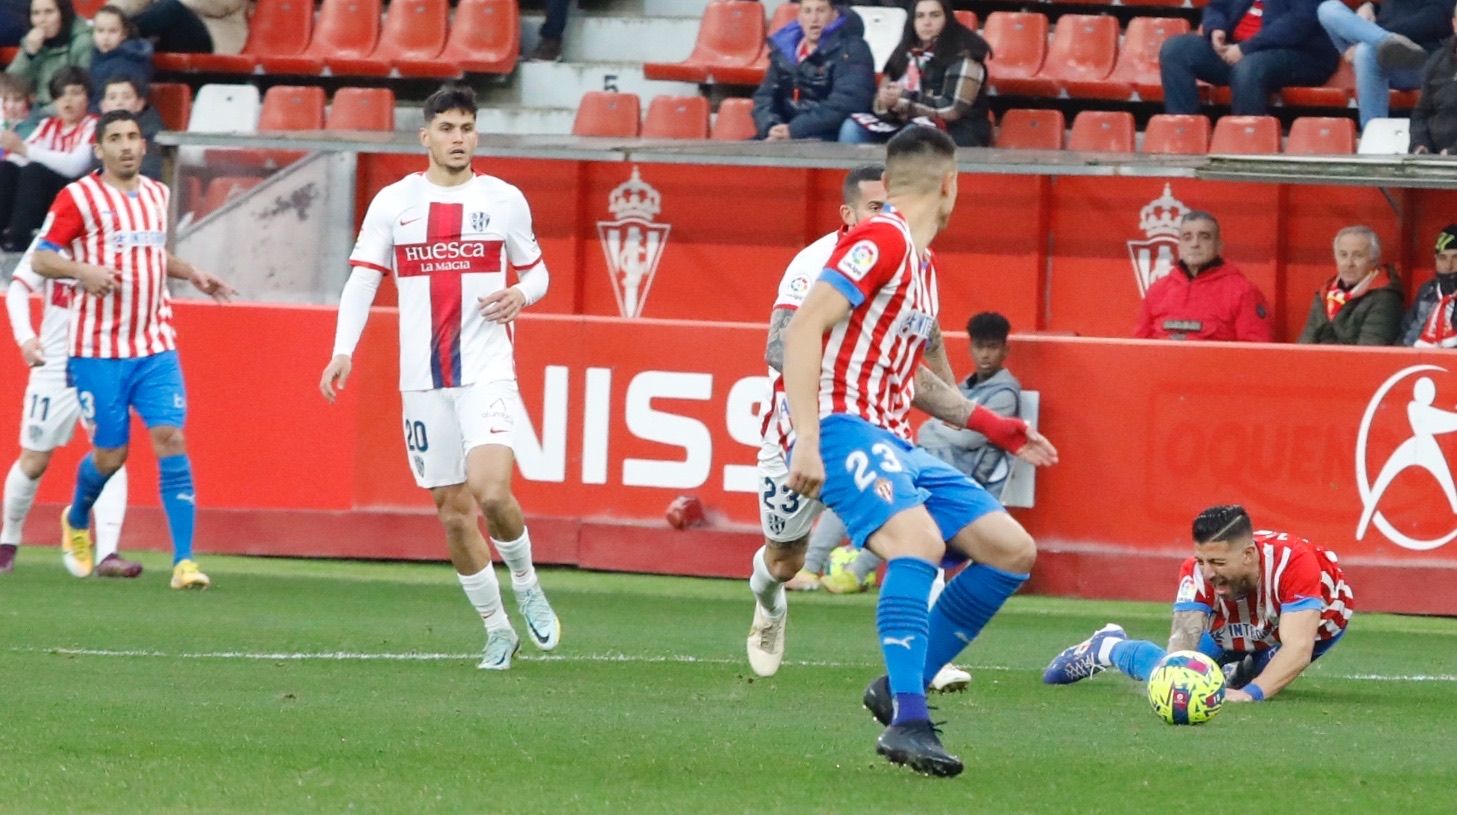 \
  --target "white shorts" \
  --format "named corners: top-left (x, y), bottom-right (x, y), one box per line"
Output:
top-left (757, 443), bottom-right (824, 543)
top-left (18, 379), bottom-right (83, 452)
top-left (400, 379), bottom-right (518, 489)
